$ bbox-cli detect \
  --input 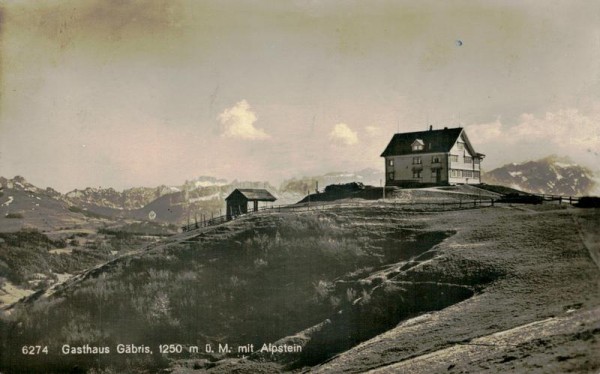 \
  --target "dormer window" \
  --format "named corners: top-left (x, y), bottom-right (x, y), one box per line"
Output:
top-left (411, 139), bottom-right (424, 151)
